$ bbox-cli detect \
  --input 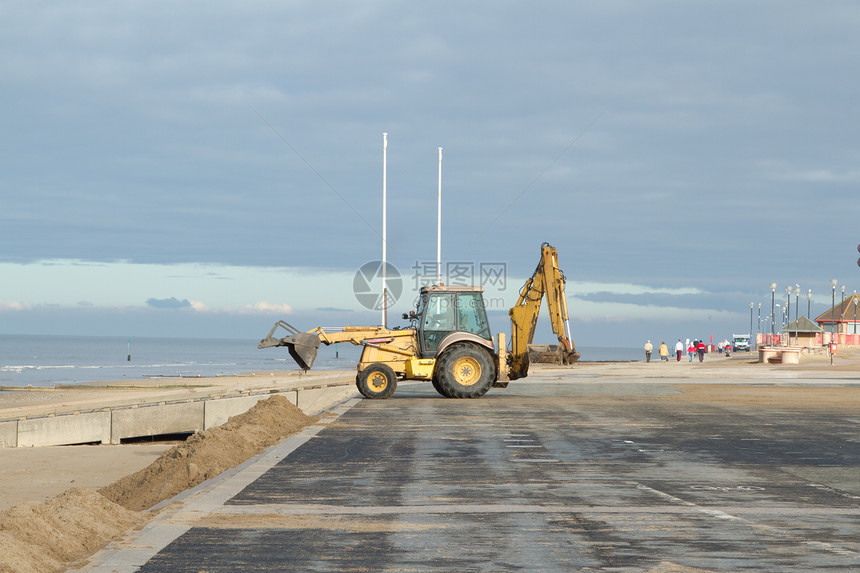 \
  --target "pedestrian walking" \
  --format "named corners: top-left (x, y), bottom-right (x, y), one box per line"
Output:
top-left (696, 340), bottom-right (706, 362)
top-left (659, 341), bottom-right (669, 362)
top-left (674, 339), bottom-right (683, 362)
top-left (644, 340), bottom-right (653, 363)
top-left (687, 341), bottom-right (695, 362)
